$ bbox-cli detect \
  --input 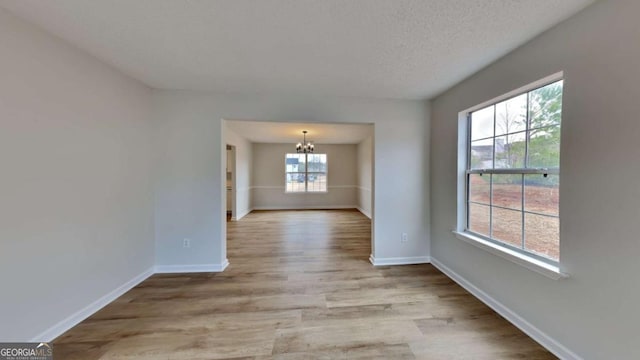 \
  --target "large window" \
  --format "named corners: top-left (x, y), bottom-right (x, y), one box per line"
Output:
top-left (465, 78), bottom-right (563, 263)
top-left (285, 153), bottom-right (327, 192)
